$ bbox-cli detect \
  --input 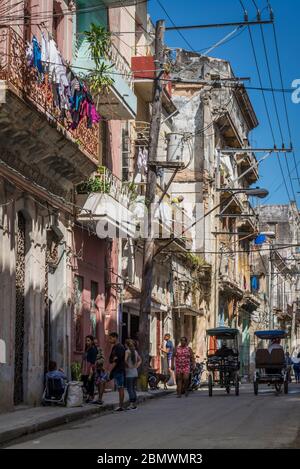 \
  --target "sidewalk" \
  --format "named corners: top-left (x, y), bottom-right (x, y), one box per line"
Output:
top-left (0, 388), bottom-right (174, 446)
